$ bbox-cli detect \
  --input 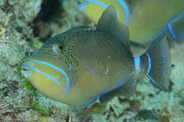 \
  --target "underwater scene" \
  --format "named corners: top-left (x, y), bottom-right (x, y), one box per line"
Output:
top-left (0, 0), bottom-right (184, 121)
